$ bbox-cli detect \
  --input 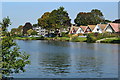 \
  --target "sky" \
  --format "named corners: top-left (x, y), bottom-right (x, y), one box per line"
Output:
top-left (1, 2), bottom-right (119, 31)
